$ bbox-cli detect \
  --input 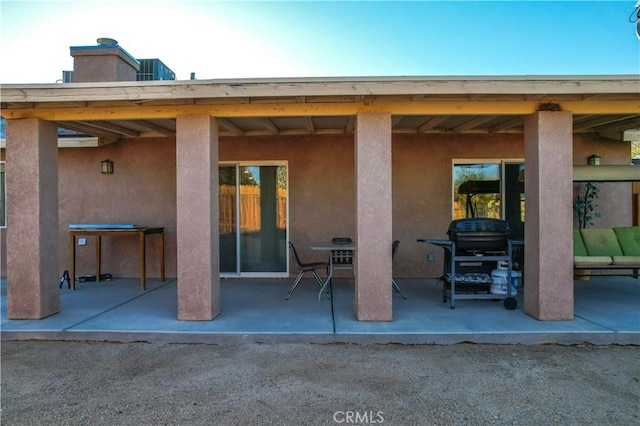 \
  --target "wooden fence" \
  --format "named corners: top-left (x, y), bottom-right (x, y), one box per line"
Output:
top-left (219, 184), bottom-right (287, 234)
